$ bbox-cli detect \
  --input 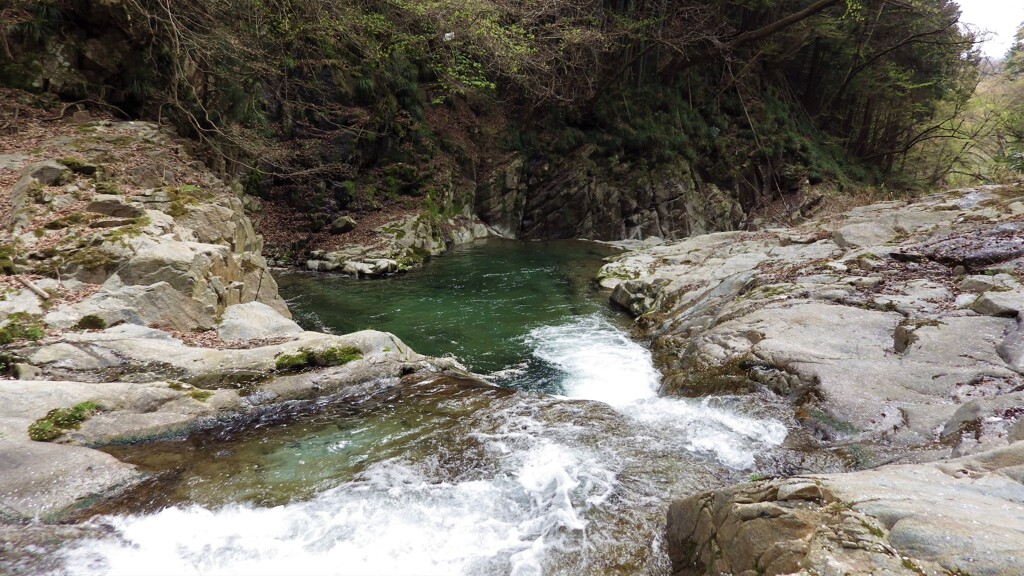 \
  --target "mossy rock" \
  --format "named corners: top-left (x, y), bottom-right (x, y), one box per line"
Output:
top-left (73, 314), bottom-right (107, 330)
top-left (0, 313), bottom-right (46, 345)
top-left (28, 401), bottom-right (101, 442)
top-left (274, 349), bottom-right (312, 371)
top-left (190, 389), bottom-right (214, 402)
top-left (274, 346), bottom-right (363, 371)
top-left (57, 157), bottom-right (98, 176)
top-left (0, 242), bottom-right (18, 275)
top-left (45, 212), bottom-right (93, 230)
